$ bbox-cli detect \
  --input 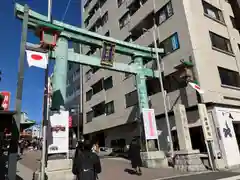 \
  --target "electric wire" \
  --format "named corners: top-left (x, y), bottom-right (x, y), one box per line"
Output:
top-left (61, 0), bottom-right (73, 22)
